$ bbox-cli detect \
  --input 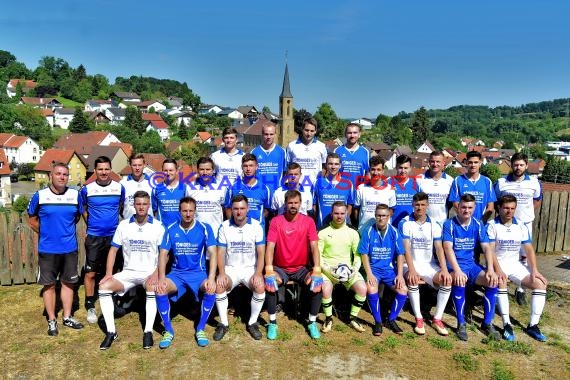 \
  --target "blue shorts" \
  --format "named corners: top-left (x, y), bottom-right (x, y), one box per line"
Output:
top-left (453, 263), bottom-right (485, 287)
top-left (167, 269), bottom-right (206, 302)
top-left (371, 268), bottom-right (397, 288)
